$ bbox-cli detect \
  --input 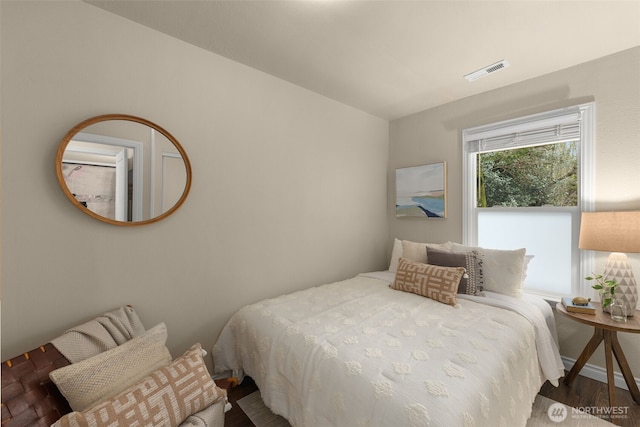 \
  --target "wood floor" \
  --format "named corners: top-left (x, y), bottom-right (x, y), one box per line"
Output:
top-left (539, 373), bottom-right (640, 427)
top-left (219, 376), bottom-right (259, 427)
top-left (220, 373), bottom-right (640, 427)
